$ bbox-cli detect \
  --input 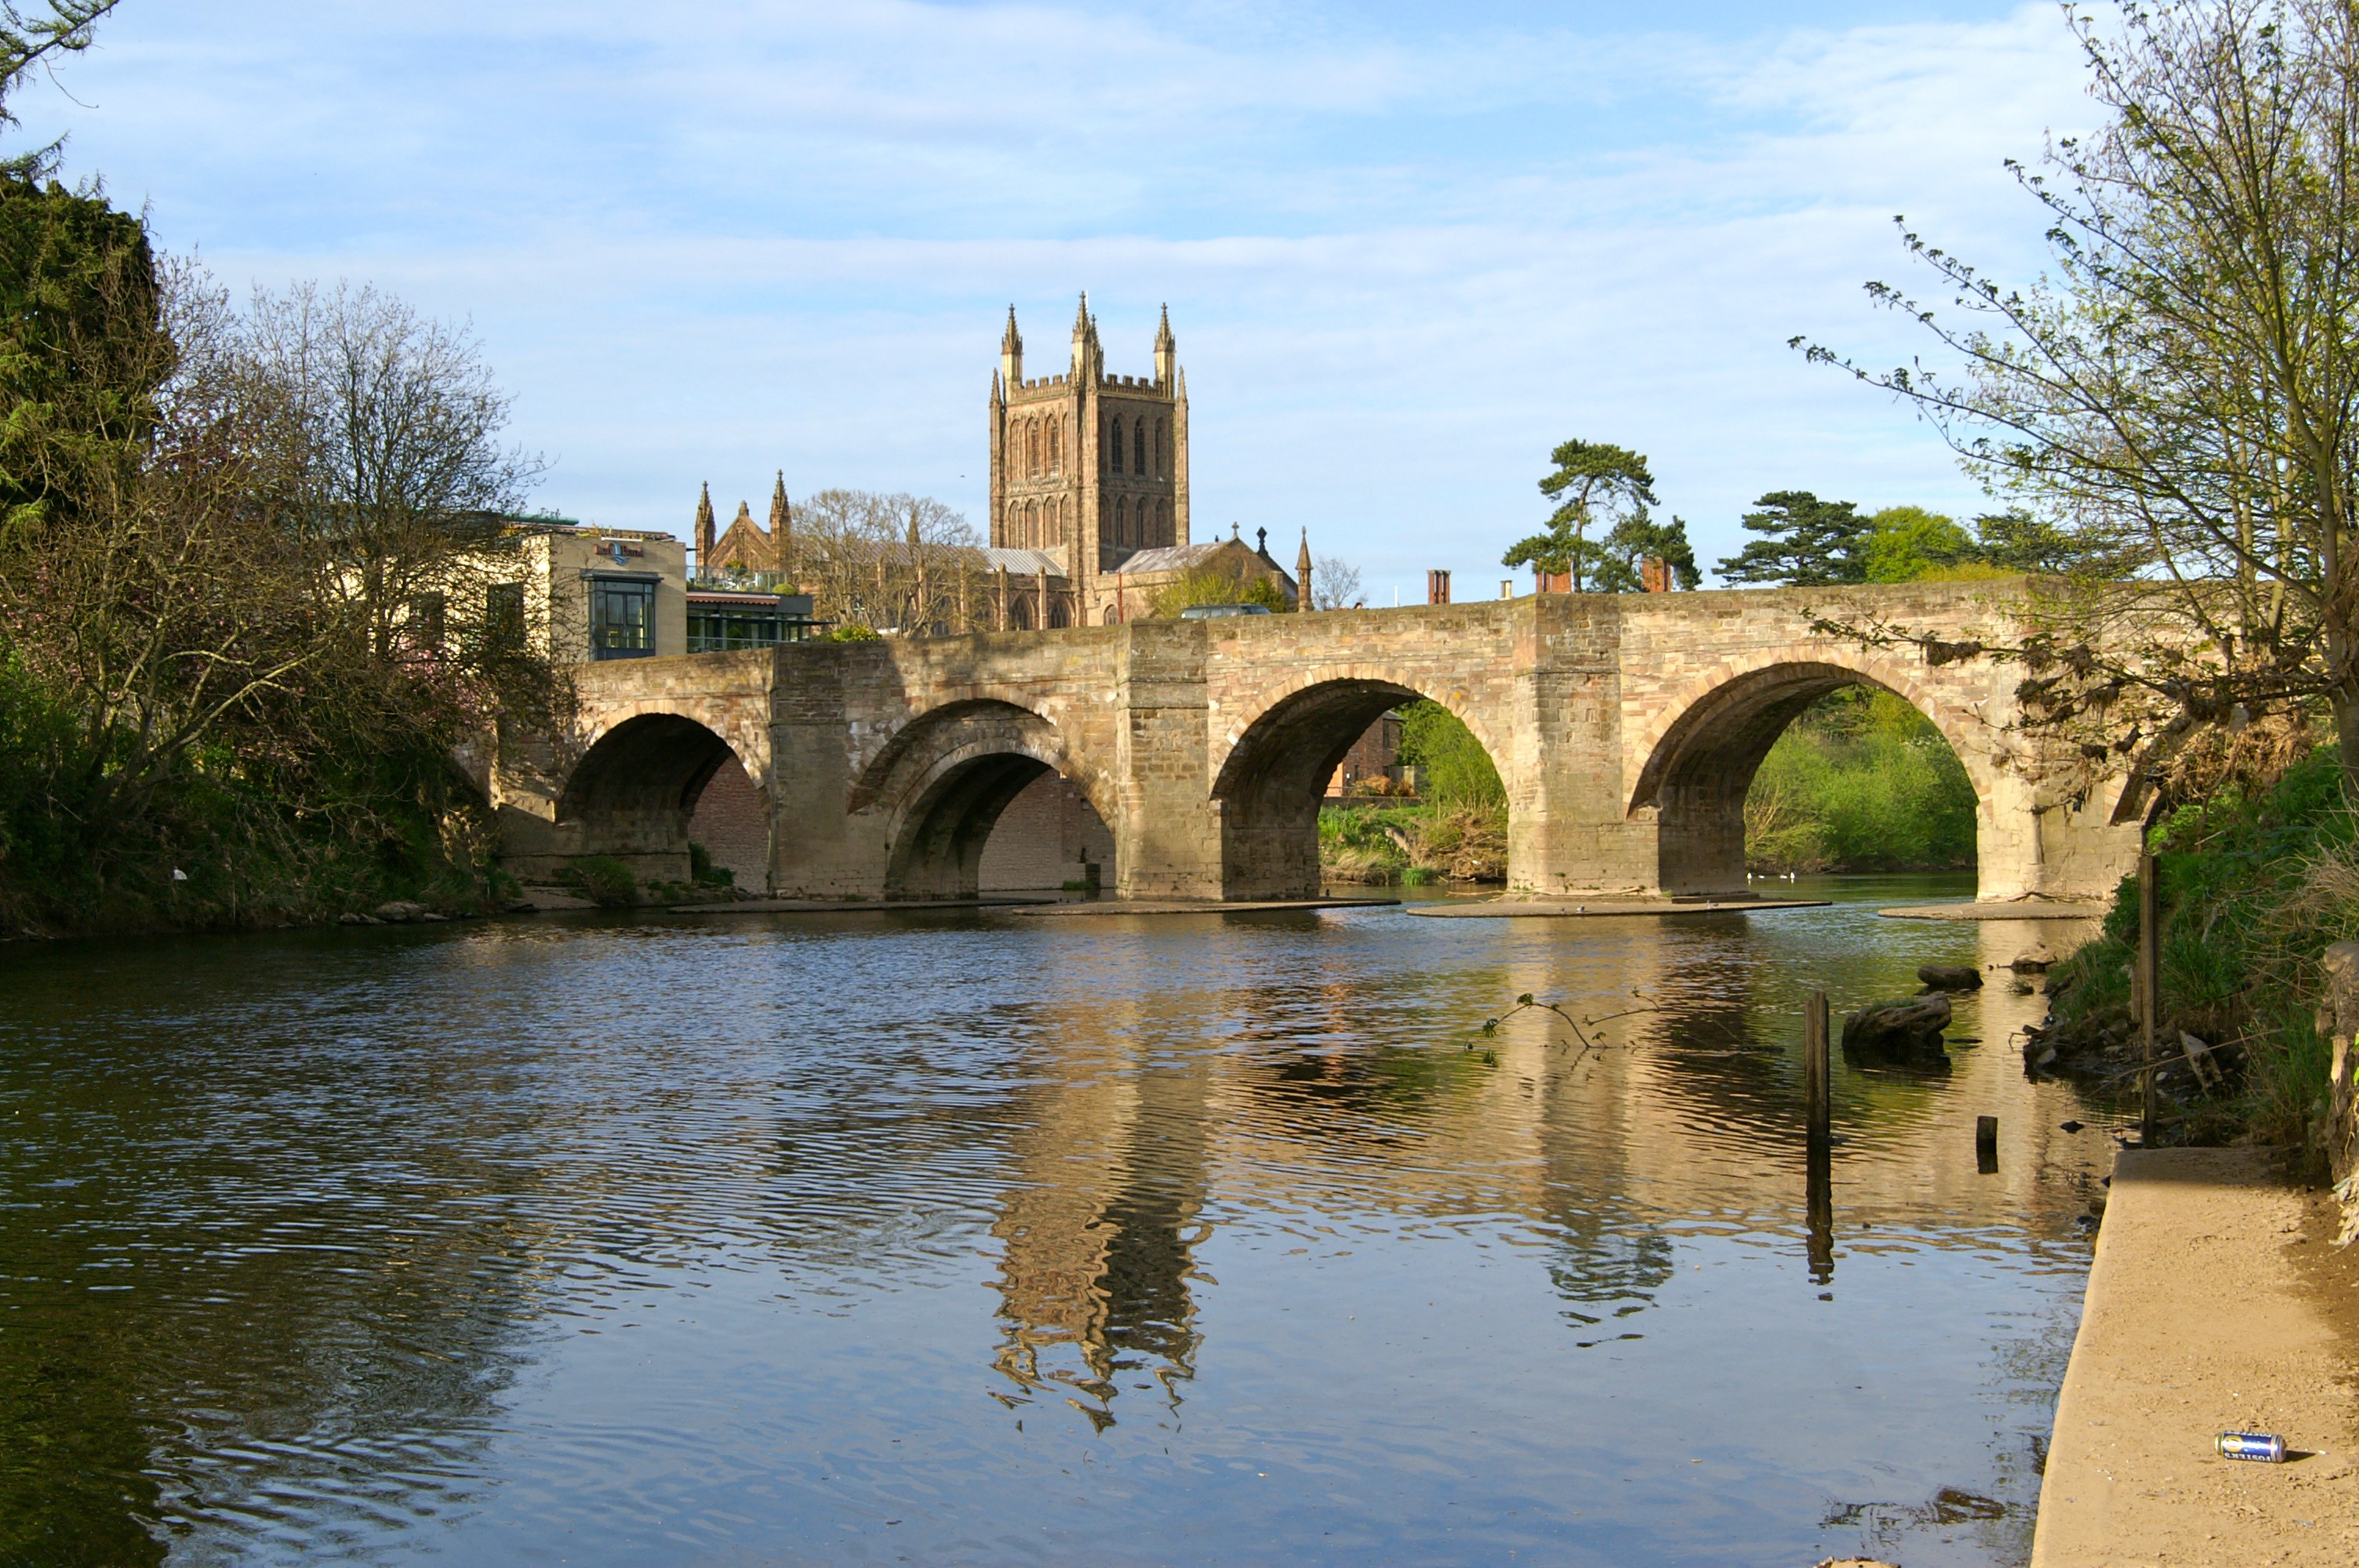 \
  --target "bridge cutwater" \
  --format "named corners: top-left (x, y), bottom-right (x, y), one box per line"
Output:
top-left (492, 581), bottom-right (2144, 905)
